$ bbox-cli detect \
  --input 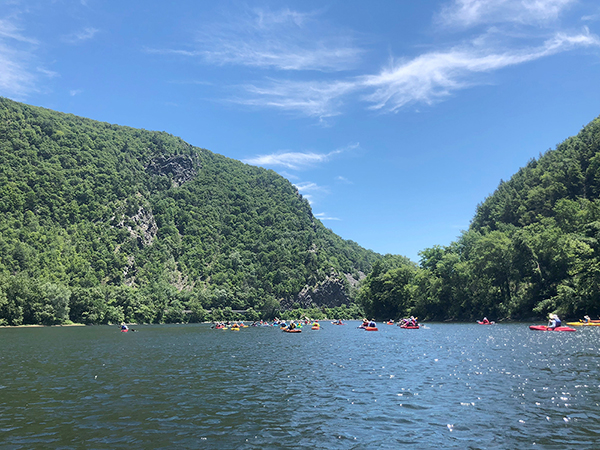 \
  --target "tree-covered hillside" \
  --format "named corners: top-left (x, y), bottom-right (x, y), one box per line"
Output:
top-left (0, 98), bottom-right (380, 325)
top-left (359, 116), bottom-right (600, 321)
